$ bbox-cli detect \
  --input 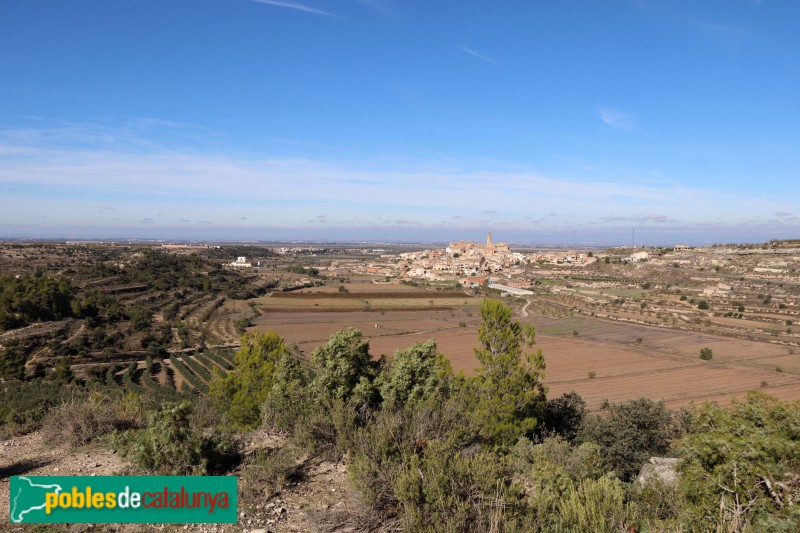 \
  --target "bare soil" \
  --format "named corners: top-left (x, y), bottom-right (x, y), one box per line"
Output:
top-left (0, 430), bottom-right (362, 533)
top-left (253, 302), bottom-right (800, 411)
